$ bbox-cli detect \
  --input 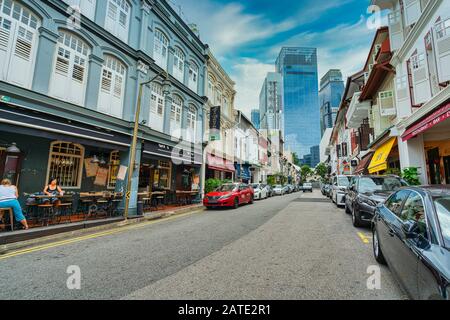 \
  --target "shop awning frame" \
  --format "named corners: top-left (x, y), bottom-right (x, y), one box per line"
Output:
top-left (207, 154), bottom-right (235, 173)
top-left (401, 102), bottom-right (450, 142)
top-left (354, 152), bottom-right (374, 175)
top-left (368, 138), bottom-right (396, 174)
